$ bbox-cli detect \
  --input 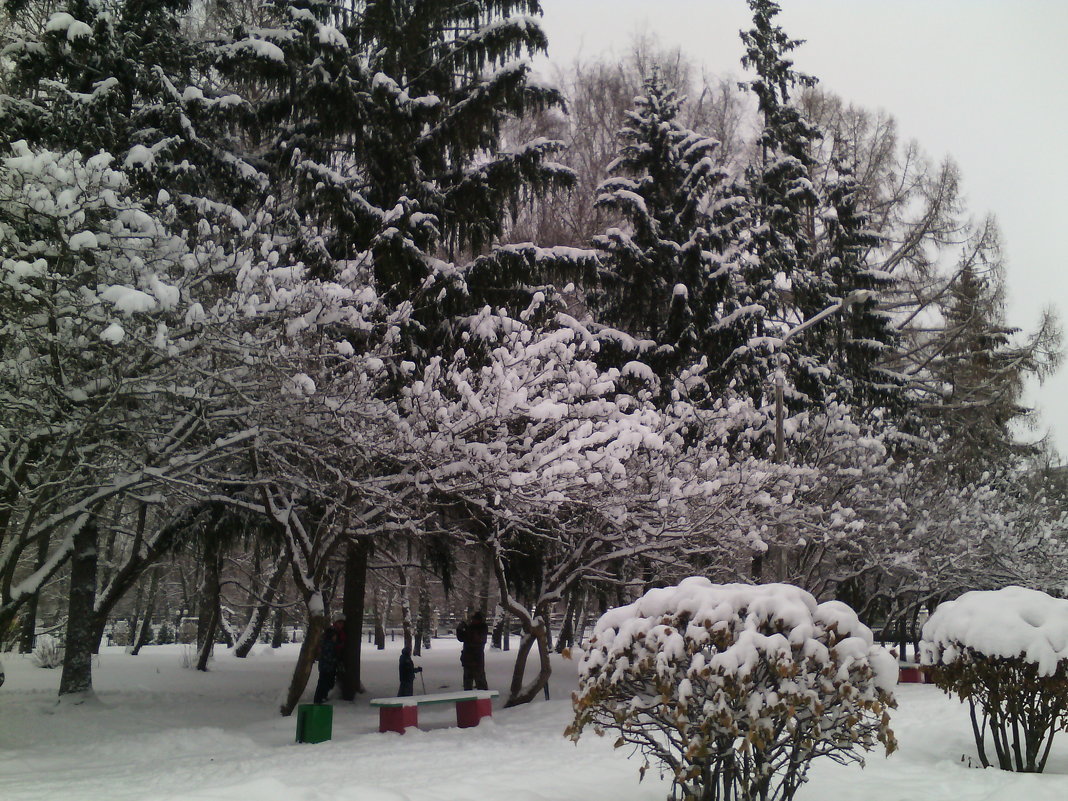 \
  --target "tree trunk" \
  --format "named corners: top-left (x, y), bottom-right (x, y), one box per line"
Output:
top-left (399, 567), bottom-right (413, 651)
top-left (58, 518), bottom-right (99, 700)
top-left (503, 612), bottom-right (552, 708)
top-left (491, 609), bottom-right (503, 649)
top-left (574, 592), bottom-right (589, 648)
top-left (18, 531), bottom-right (52, 653)
top-left (130, 567), bottom-right (160, 655)
top-left (195, 529), bottom-right (222, 671)
top-left (373, 587), bottom-right (386, 649)
top-left (555, 589), bottom-right (576, 653)
top-left (410, 580), bottom-right (422, 653)
top-left (234, 550), bottom-right (289, 658)
top-left (280, 607), bottom-right (326, 716)
top-left (340, 538), bottom-right (369, 700)
top-left (271, 610), bottom-right (285, 648)
top-left (478, 550), bottom-right (492, 615)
